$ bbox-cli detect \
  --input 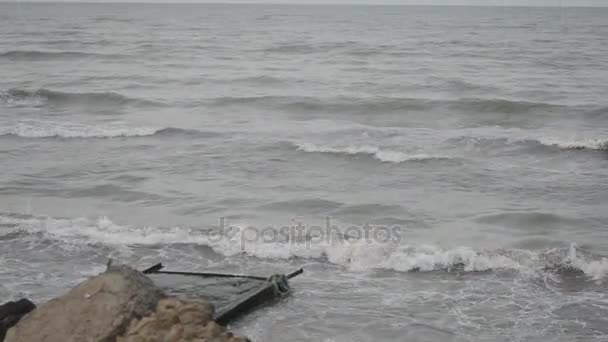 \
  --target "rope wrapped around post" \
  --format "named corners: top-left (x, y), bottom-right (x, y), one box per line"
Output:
top-left (267, 274), bottom-right (290, 295)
